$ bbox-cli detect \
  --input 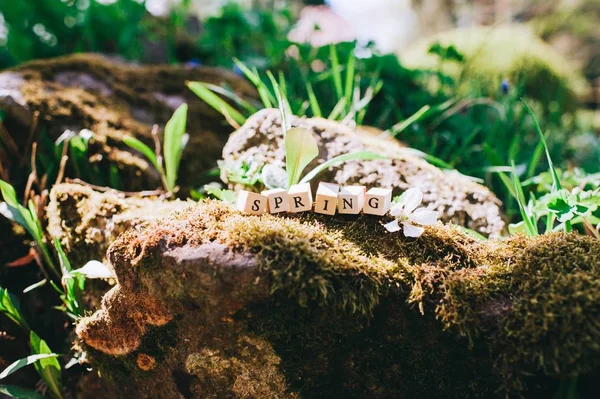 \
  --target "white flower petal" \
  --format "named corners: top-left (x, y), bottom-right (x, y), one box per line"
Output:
top-left (402, 222), bottom-right (425, 238)
top-left (402, 188), bottom-right (423, 213)
top-left (409, 208), bottom-right (439, 226)
top-left (383, 220), bottom-right (401, 233)
top-left (72, 261), bottom-right (115, 279)
top-left (389, 203), bottom-right (403, 217)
